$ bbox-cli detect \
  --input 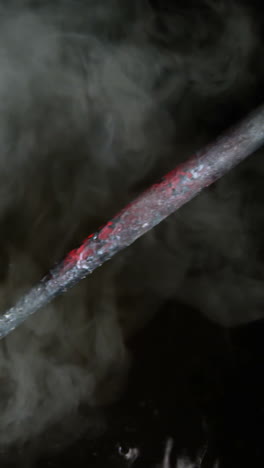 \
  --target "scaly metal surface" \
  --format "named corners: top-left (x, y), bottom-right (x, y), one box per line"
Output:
top-left (1, 104), bottom-right (264, 338)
